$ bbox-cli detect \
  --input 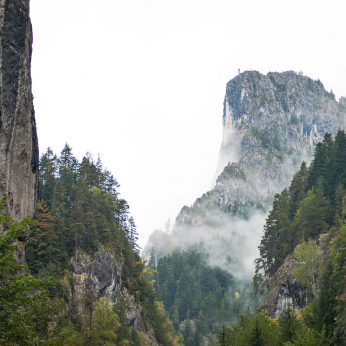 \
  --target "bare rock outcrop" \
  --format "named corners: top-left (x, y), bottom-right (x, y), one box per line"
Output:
top-left (67, 248), bottom-right (158, 346)
top-left (262, 254), bottom-right (309, 318)
top-left (178, 71), bottom-right (345, 226)
top-left (263, 234), bottom-right (327, 317)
